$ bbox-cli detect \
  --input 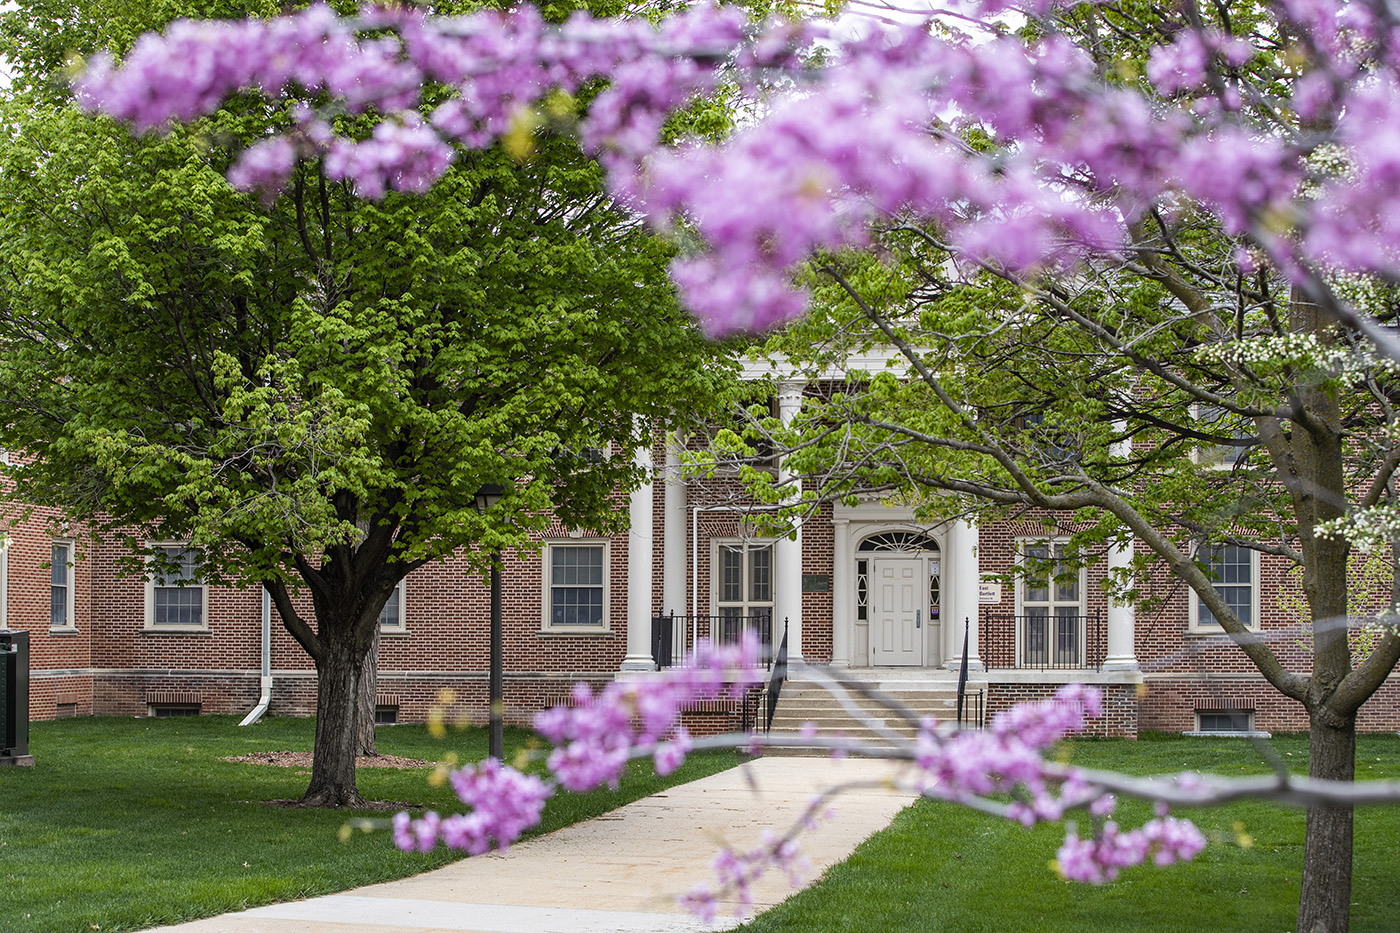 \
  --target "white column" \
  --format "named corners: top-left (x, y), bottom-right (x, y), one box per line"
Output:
top-left (947, 519), bottom-right (983, 671)
top-left (621, 430), bottom-right (657, 671)
top-left (1103, 433), bottom-right (1138, 671)
top-left (662, 432), bottom-right (688, 617)
top-left (774, 380), bottom-right (806, 661)
top-left (830, 518), bottom-right (851, 667)
top-left (1103, 538), bottom-right (1138, 670)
